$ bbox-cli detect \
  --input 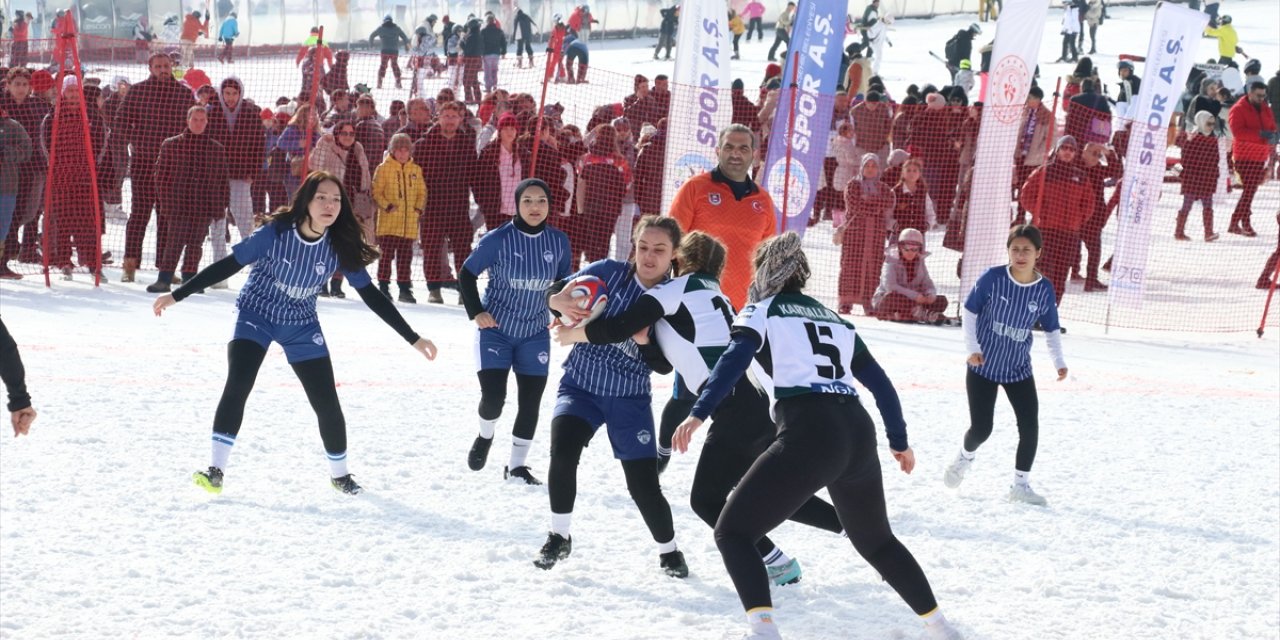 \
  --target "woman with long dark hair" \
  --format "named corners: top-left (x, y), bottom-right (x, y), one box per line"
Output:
top-left (673, 232), bottom-right (960, 640)
top-left (153, 171), bottom-right (438, 496)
